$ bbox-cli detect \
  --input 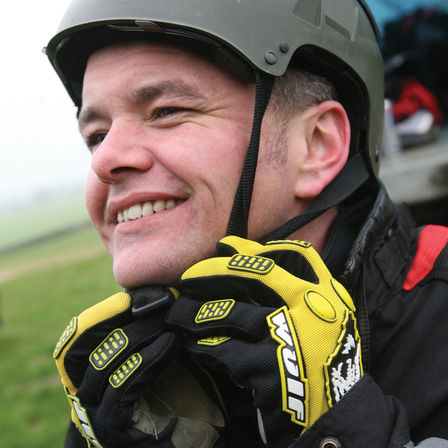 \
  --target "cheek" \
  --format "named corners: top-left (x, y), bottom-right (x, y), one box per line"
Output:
top-left (85, 169), bottom-right (108, 226)
top-left (174, 123), bottom-right (248, 189)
